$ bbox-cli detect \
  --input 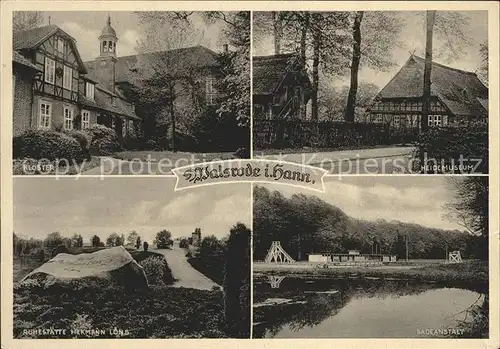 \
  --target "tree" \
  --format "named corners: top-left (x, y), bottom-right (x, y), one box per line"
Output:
top-left (43, 232), bottom-right (64, 249)
top-left (199, 235), bottom-right (224, 258)
top-left (179, 238), bottom-right (189, 248)
top-left (106, 233), bottom-right (120, 247)
top-left (143, 241), bottom-right (149, 252)
top-left (13, 11), bottom-right (43, 32)
top-left (445, 177), bottom-right (488, 259)
top-left (136, 236), bottom-right (142, 250)
top-left (71, 234), bottom-right (83, 248)
top-left (421, 10), bottom-right (436, 133)
top-left (91, 235), bottom-right (101, 247)
top-left (477, 41), bottom-right (488, 85)
top-left (127, 231), bottom-right (139, 246)
top-left (344, 11), bottom-right (364, 123)
top-left (154, 230), bottom-right (172, 249)
top-left (223, 223), bottom-right (250, 338)
top-left (132, 12), bottom-right (206, 151)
